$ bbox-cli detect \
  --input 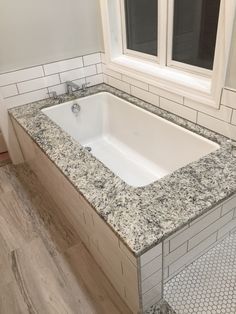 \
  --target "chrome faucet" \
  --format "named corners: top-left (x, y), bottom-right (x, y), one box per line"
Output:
top-left (66, 81), bottom-right (90, 95)
top-left (81, 82), bottom-right (90, 92)
top-left (66, 81), bottom-right (81, 95)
